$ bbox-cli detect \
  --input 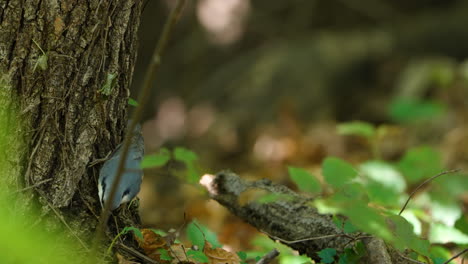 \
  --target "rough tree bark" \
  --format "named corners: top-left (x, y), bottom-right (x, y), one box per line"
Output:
top-left (201, 171), bottom-right (416, 264)
top-left (0, 0), bottom-right (144, 245)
